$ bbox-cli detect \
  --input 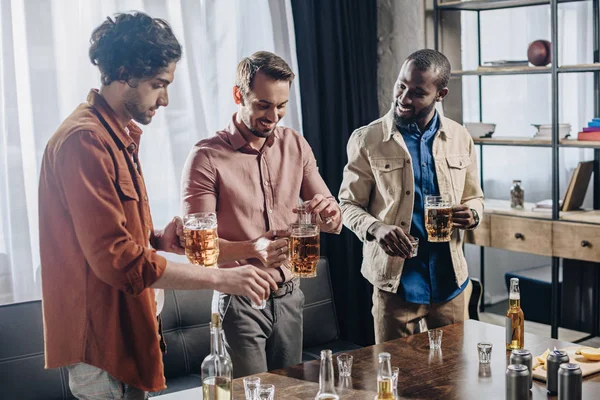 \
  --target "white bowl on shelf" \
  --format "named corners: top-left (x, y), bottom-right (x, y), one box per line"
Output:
top-left (532, 123), bottom-right (571, 138)
top-left (464, 123), bottom-right (496, 138)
